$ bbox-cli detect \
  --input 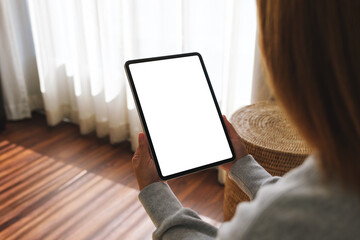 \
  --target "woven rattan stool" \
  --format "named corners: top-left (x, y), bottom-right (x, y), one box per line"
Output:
top-left (223, 101), bottom-right (312, 221)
